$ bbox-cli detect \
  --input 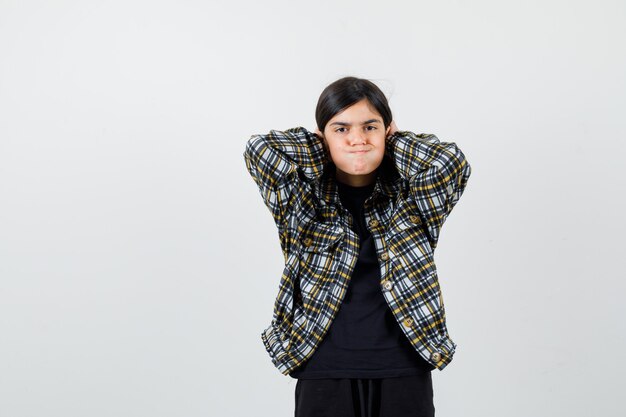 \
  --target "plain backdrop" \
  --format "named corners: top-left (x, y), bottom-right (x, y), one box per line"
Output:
top-left (1, 1), bottom-right (625, 416)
